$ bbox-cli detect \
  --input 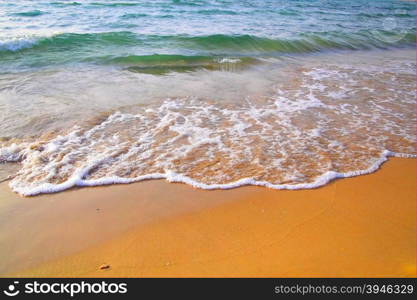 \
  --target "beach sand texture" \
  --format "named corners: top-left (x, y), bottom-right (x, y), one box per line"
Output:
top-left (0, 158), bottom-right (415, 277)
